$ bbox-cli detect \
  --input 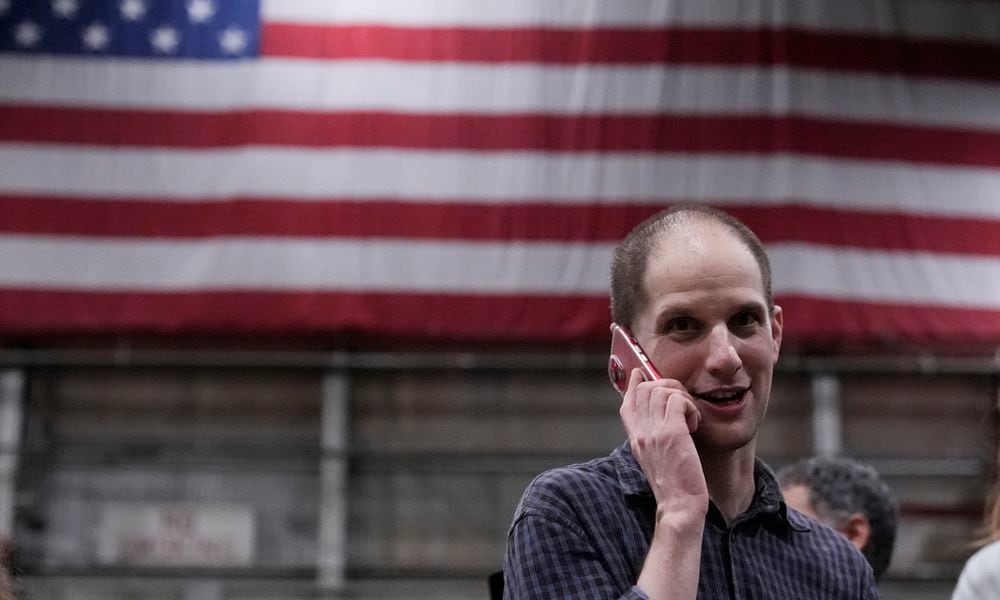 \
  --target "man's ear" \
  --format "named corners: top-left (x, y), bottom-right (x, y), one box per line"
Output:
top-left (770, 305), bottom-right (783, 356)
top-left (840, 512), bottom-right (871, 553)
